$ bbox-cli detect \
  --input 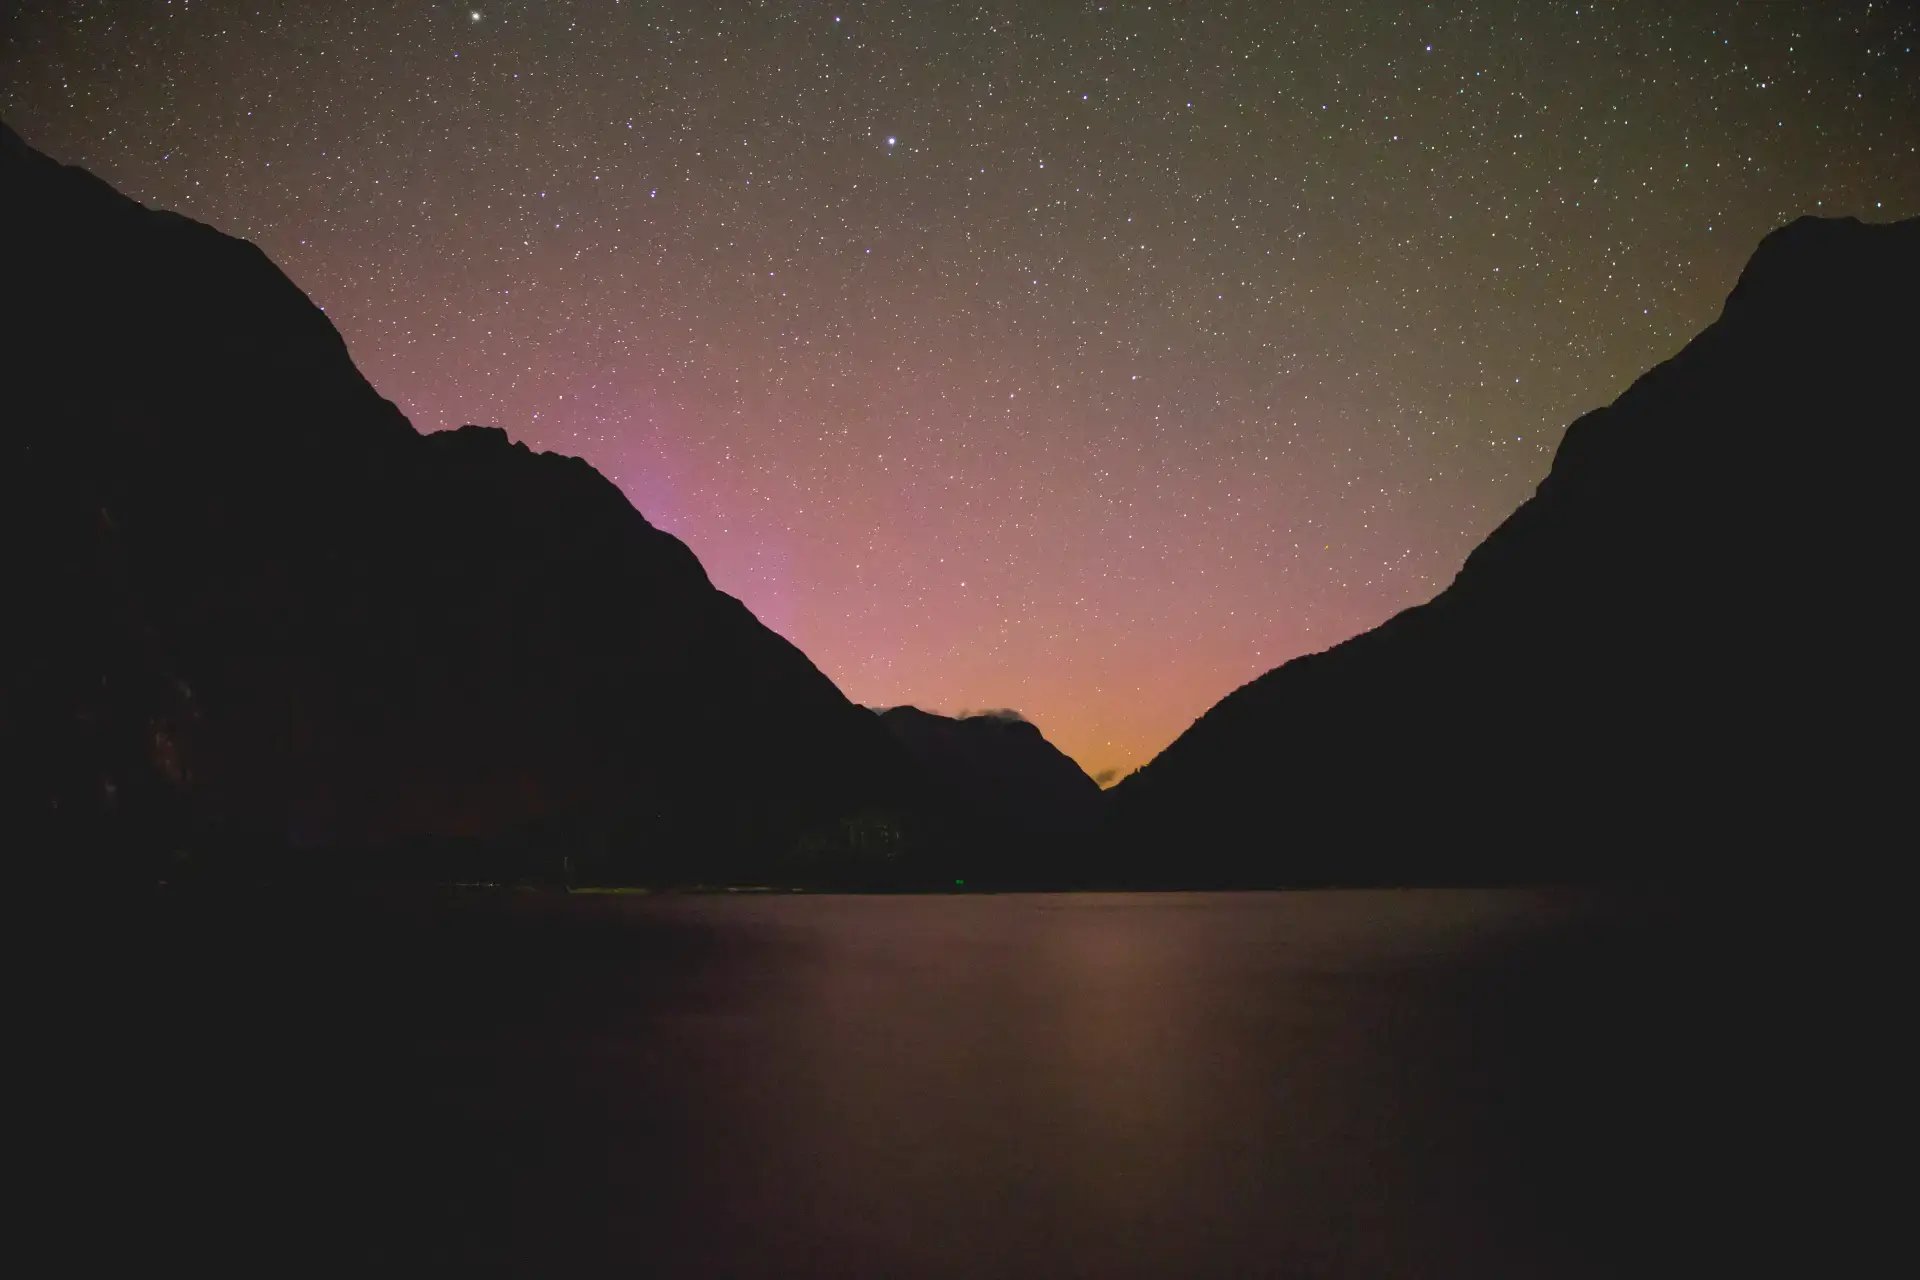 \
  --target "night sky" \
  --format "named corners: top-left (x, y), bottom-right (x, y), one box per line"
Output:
top-left (6, 2), bottom-right (1916, 780)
